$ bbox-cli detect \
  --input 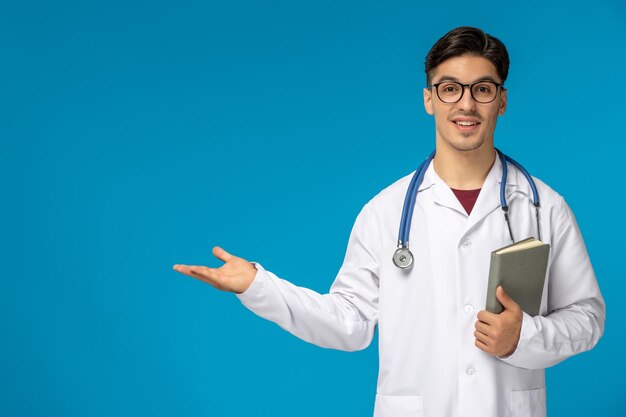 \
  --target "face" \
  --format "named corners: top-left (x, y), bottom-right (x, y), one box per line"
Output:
top-left (423, 55), bottom-right (507, 153)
